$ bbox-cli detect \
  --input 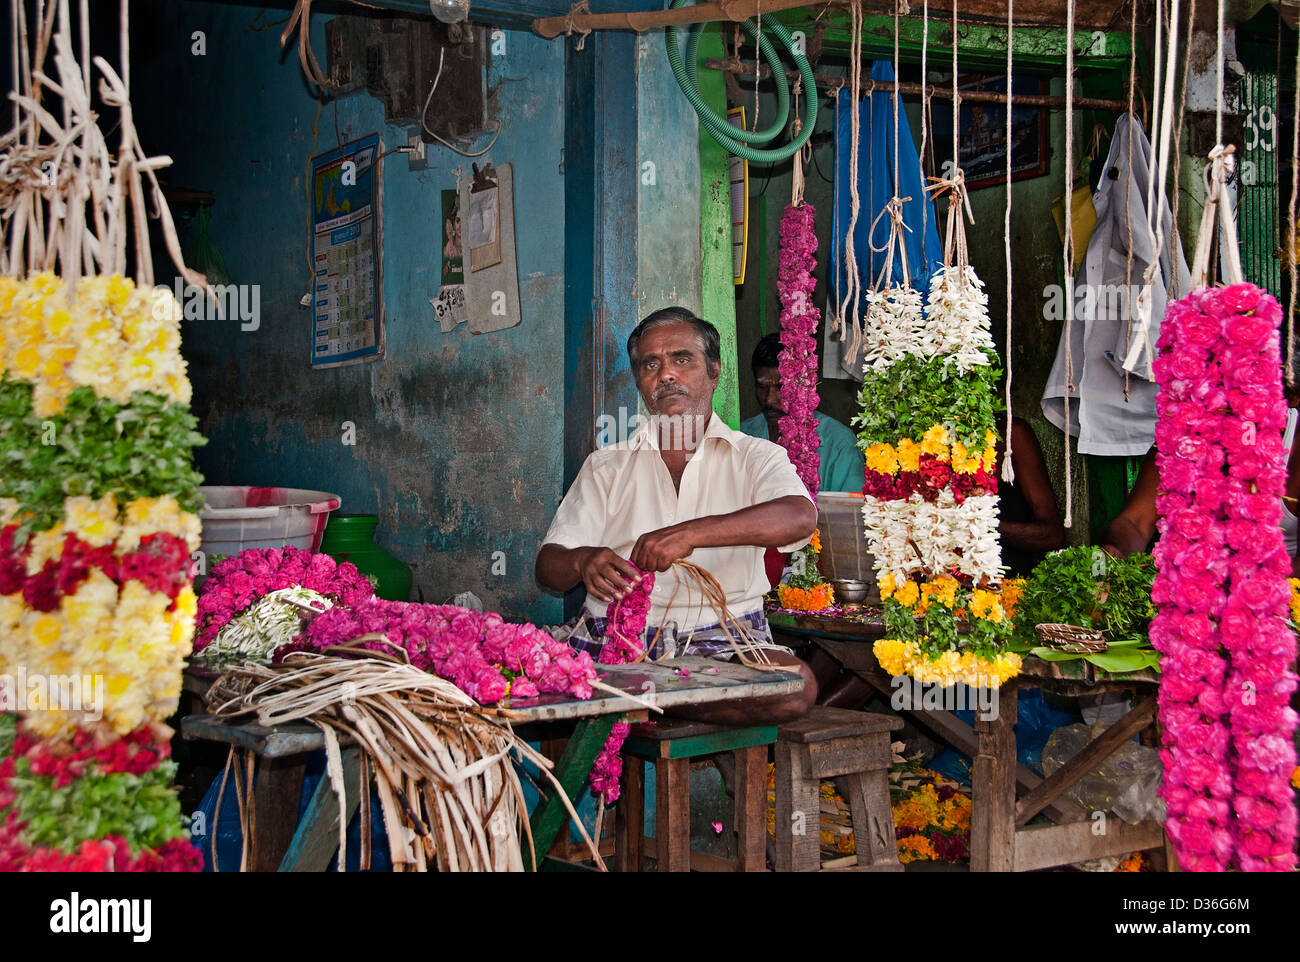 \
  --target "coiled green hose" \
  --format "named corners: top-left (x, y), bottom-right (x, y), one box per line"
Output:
top-left (664, 0), bottom-right (817, 162)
